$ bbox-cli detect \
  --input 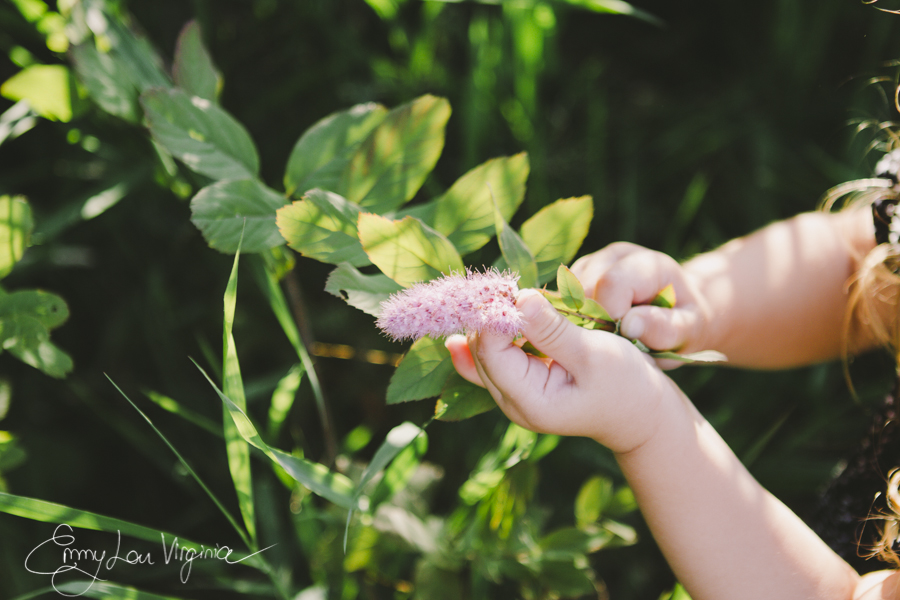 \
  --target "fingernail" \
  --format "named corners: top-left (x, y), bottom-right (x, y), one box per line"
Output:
top-left (516, 289), bottom-right (543, 320)
top-left (621, 315), bottom-right (644, 339)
